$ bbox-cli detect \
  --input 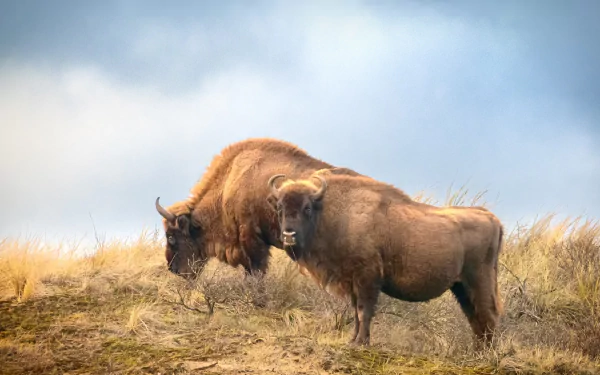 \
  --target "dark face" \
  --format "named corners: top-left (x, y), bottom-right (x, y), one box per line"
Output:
top-left (276, 190), bottom-right (320, 252)
top-left (163, 215), bottom-right (208, 279)
top-left (155, 198), bottom-right (208, 280)
top-left (267, 175), bottom-right (327, 258)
